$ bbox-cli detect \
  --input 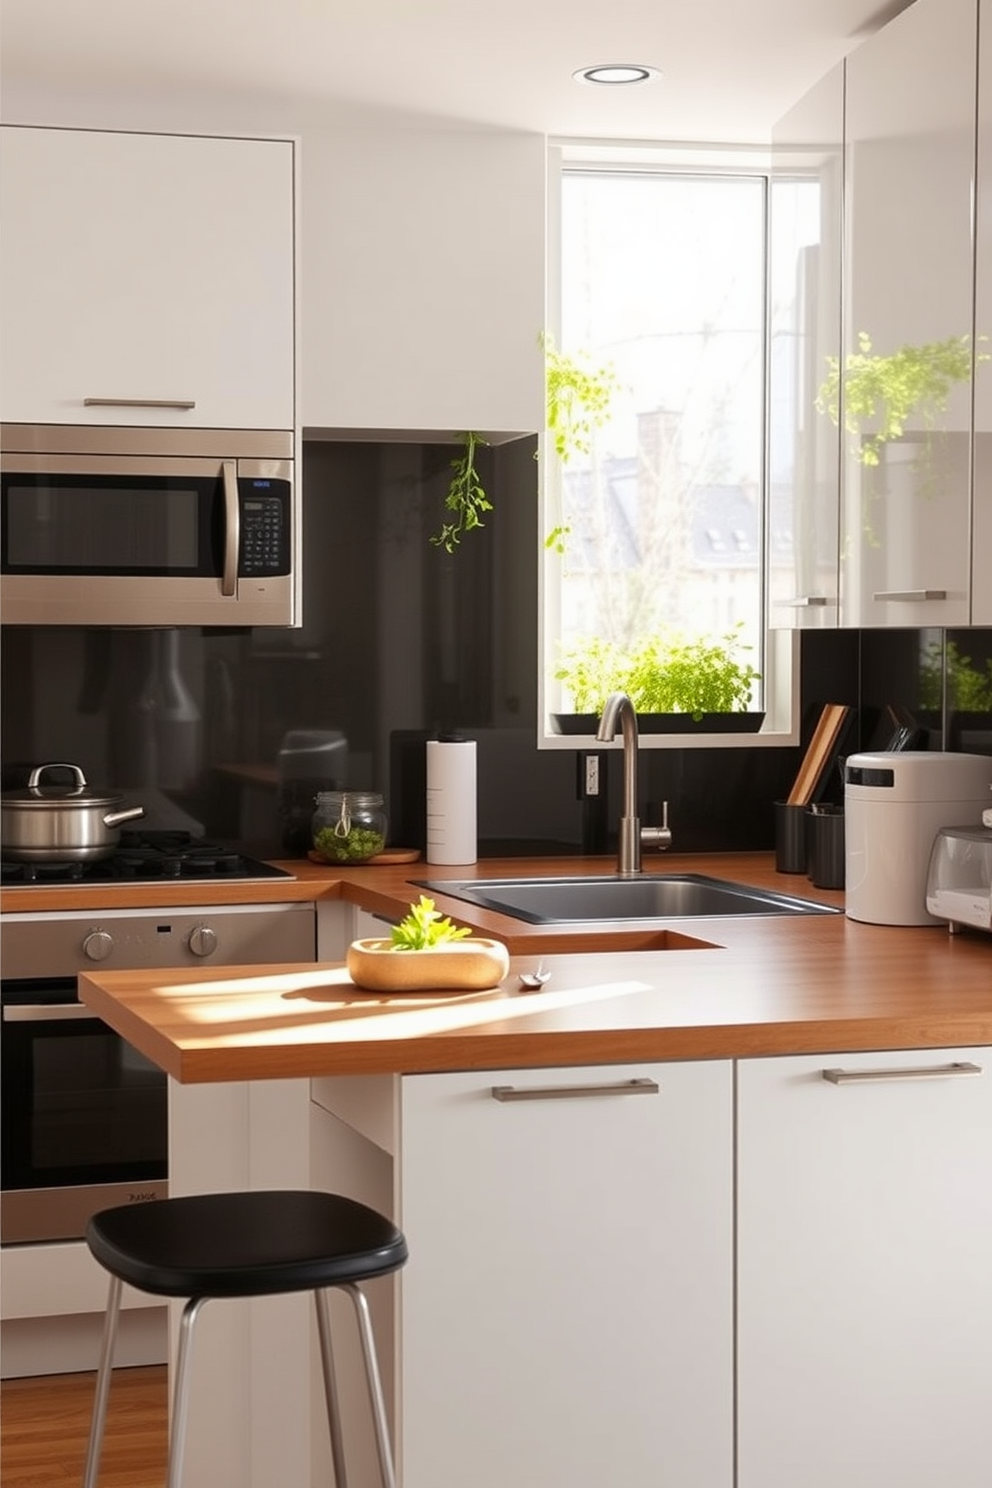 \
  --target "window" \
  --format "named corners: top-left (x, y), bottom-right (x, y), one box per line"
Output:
top-left (541, 146), bottom-right (799, 747)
